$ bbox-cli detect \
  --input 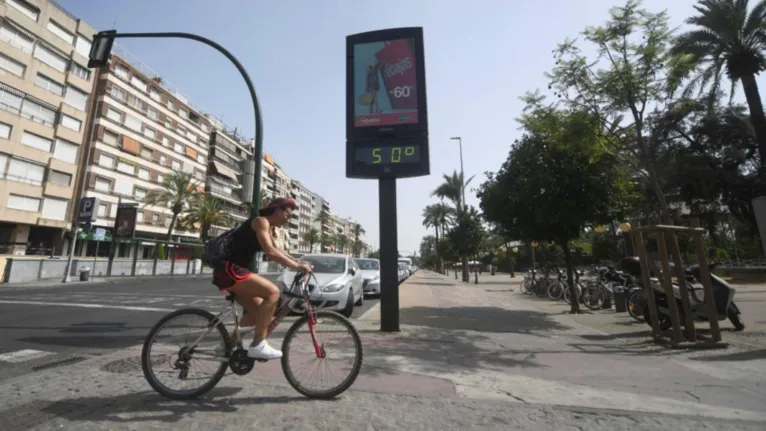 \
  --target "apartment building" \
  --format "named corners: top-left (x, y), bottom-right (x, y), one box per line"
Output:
top-left (260, 153), bottom-right (291, 251)
top-left (290, 179), bottom-right (314, 253)
top-left (311, 193), bottom-right (332, 251)
top-left (0, 0), bottom-right (96, 256)
top-left (75, 53), bottom-right (212, 259)
top-left (204, 116), bottom-right (252, 238)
